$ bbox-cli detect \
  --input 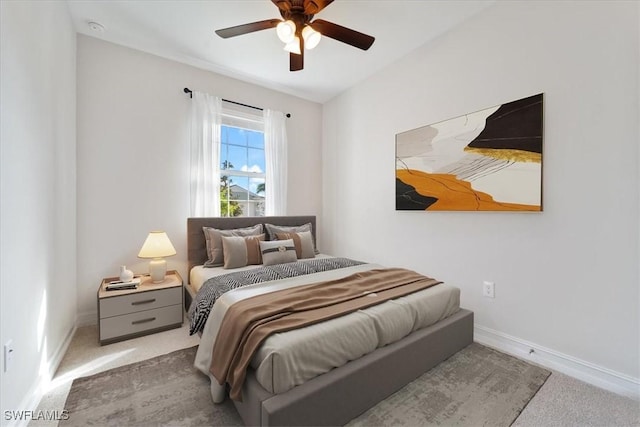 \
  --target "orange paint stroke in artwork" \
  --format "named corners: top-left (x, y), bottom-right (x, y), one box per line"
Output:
top-left (396, 169), bottom-right (540, 211)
